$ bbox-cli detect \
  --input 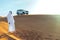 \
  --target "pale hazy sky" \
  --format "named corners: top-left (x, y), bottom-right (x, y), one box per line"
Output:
top-left (0, 0), bottom-right (37, 16)
top-left (0, 0), bottom-right (60, 16)
top-left (31, 0), bottom-right (60, 15)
